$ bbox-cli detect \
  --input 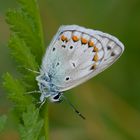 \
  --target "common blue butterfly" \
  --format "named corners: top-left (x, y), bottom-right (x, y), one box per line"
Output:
top-left (35, 25), bottom-right (124, 119)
